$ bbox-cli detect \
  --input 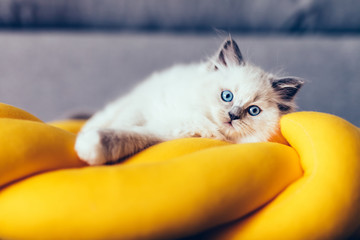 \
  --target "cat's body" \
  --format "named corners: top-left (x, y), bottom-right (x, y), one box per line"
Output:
top-left (75, 38), bottom-right (303, 165)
